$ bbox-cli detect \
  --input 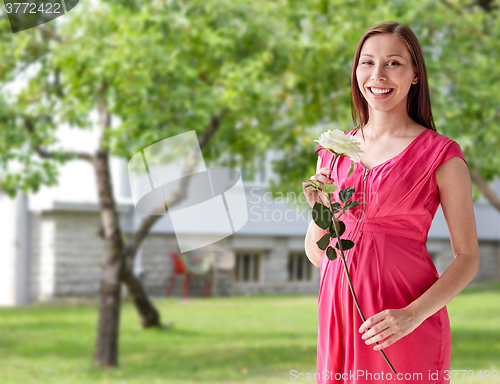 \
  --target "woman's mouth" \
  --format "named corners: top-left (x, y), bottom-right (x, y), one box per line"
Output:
top-left (368, 87), bottom-right (394, 98)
